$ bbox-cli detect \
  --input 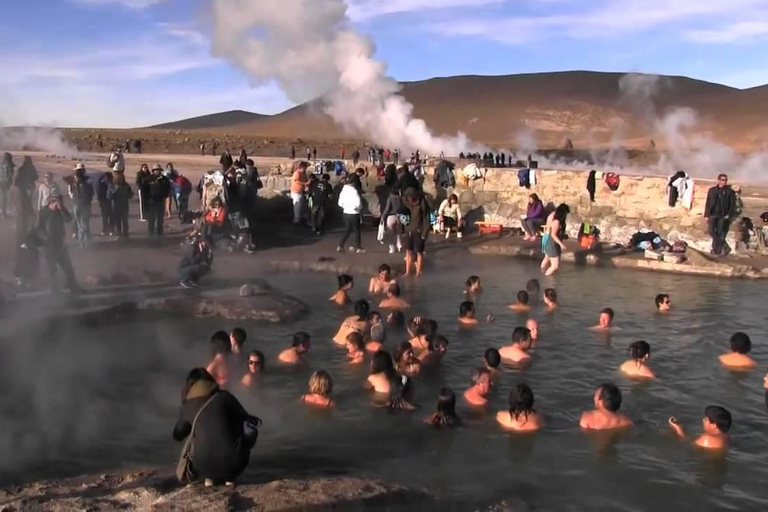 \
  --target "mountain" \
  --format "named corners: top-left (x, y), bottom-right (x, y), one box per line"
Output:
top-left (148, 110), bottom-right (267, 130)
